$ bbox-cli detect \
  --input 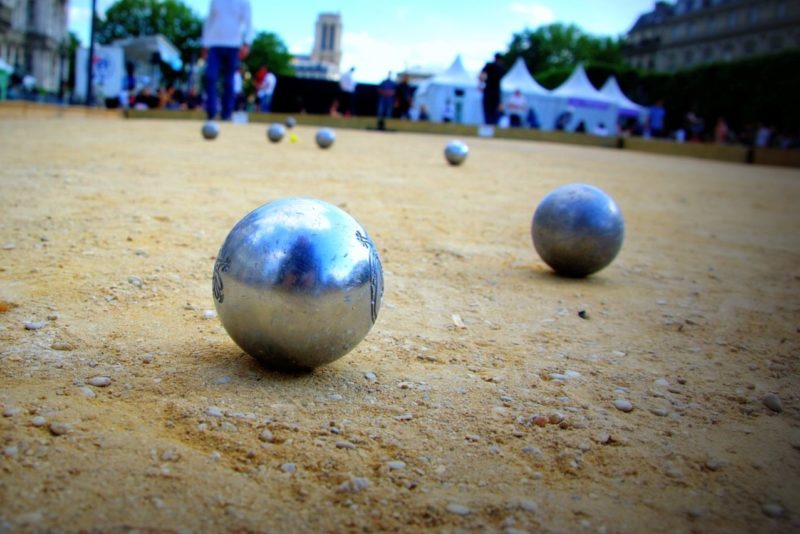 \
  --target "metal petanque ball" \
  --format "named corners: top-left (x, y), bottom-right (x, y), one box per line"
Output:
top-left (444, 140), bottom-right (469, 165)
top-left (285, 116), bottom-right (297, 129)
top-left (202, 121), bottom-right (219, 140)
top-left (531, 183), bottom-right (624, 278)
top-left (212, 197), bottom-right (384, 370)
top-left (267, 123), bottom-right (285, 143)
top-left (316, 128), bottom-right (335, 149)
